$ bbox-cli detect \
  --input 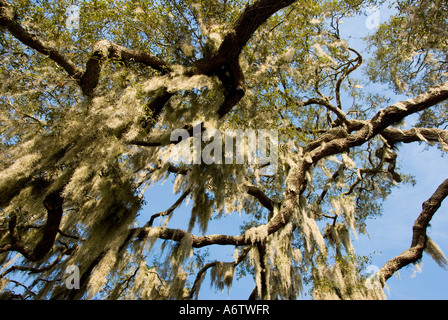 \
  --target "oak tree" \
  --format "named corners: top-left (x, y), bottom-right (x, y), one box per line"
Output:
top-left (0, 0), bottom-right (447, 300)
